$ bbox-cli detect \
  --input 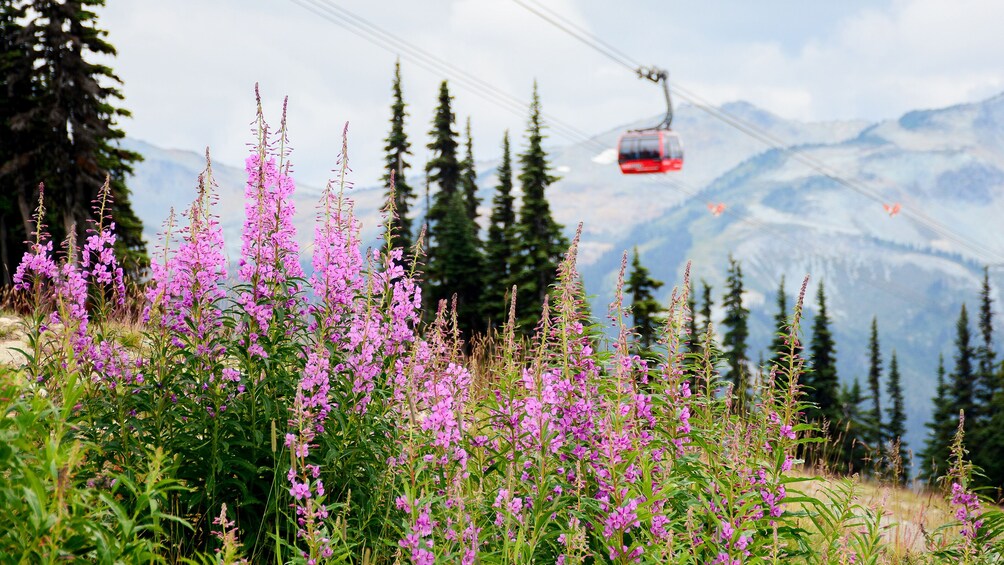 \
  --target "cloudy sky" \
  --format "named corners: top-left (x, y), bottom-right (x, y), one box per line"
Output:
top-left (97, 0), bottom-right (1004, 188)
